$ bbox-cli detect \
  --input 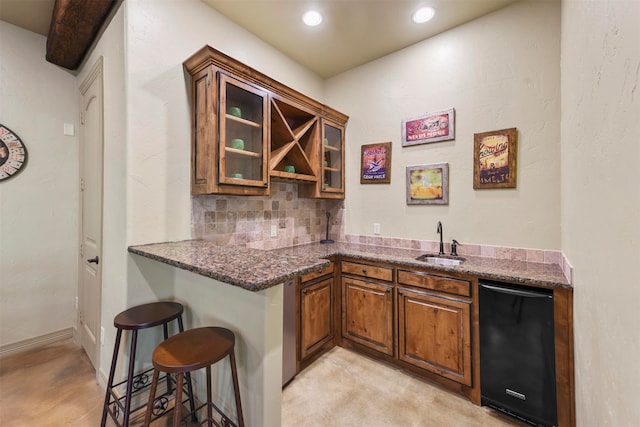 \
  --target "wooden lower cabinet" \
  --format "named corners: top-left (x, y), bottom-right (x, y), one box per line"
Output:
top-left (300, 277), bottom-right (334, 360)
top-left (297, 257), bottom-right (573, 426)
top-left (397, 287), bottom-right (472, 386)
top-left (341, 277), bottom-right (394, 356)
